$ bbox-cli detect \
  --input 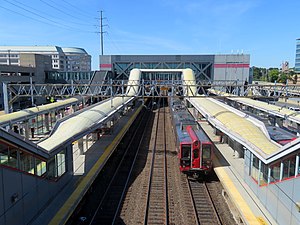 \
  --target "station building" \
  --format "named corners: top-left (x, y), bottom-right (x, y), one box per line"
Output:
top-left (99, 54), bottom-right (250, 83)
